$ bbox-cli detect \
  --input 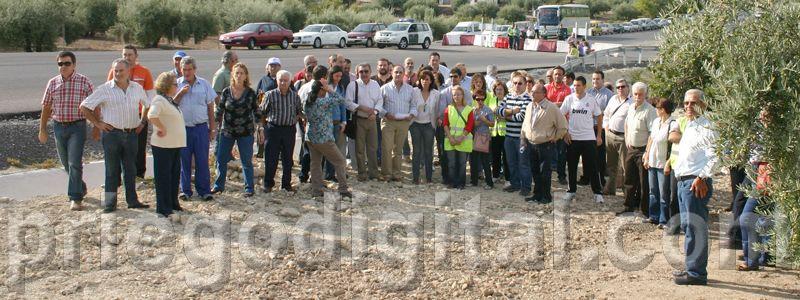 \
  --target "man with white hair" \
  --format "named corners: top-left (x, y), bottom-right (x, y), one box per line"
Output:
top-left (212, 50), bottom-right (238, 94)
top-left (259, 70), bottom-right (303, 192)
top-left (618, 82), bottom-right (657, 216)
top-left (294, 55), bottom-right (318, 82)
top-left (603, 78), bottom-right (631, 195)
top-left (485, 64), bottom-right (498, 89)
top-left (670, 89), bottom-right (718, 286)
